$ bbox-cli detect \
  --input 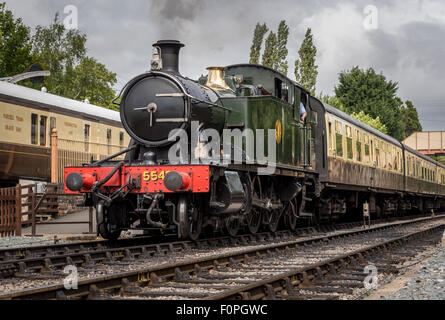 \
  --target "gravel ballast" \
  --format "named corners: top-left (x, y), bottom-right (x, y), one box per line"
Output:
top-left (0, 236), bottom-right (66, 249)
top-left (381, 246), bottom-right (445, 300)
